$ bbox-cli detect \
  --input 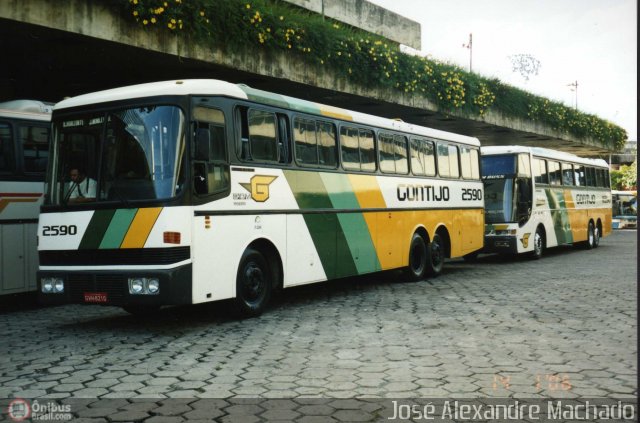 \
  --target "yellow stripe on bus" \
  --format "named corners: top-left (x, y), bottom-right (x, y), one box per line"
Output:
top-left (120, 207), bottom-right (163, 248)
